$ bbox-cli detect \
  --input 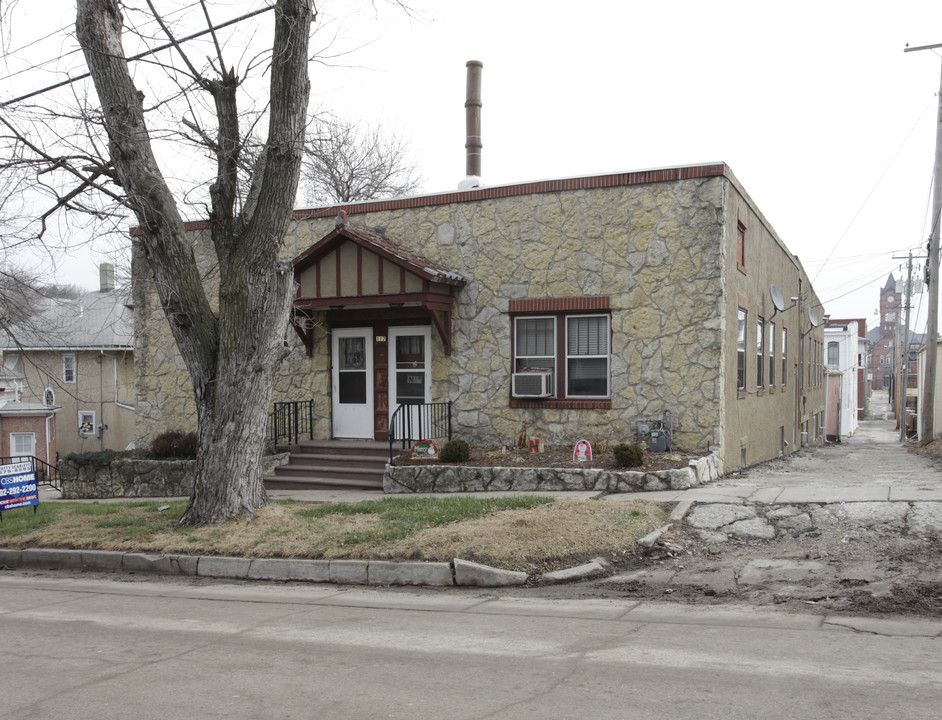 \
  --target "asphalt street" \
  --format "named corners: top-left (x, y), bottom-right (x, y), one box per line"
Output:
top-left (3, 574), bottom-right (941, 720)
